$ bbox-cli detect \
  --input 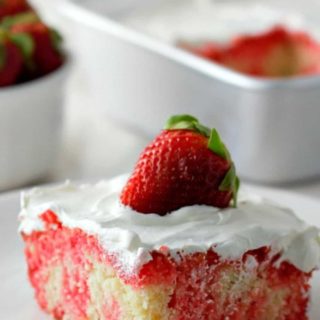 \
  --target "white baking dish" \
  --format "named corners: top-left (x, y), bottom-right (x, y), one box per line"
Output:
top-left (30, 0), bottom-right (320, 184)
